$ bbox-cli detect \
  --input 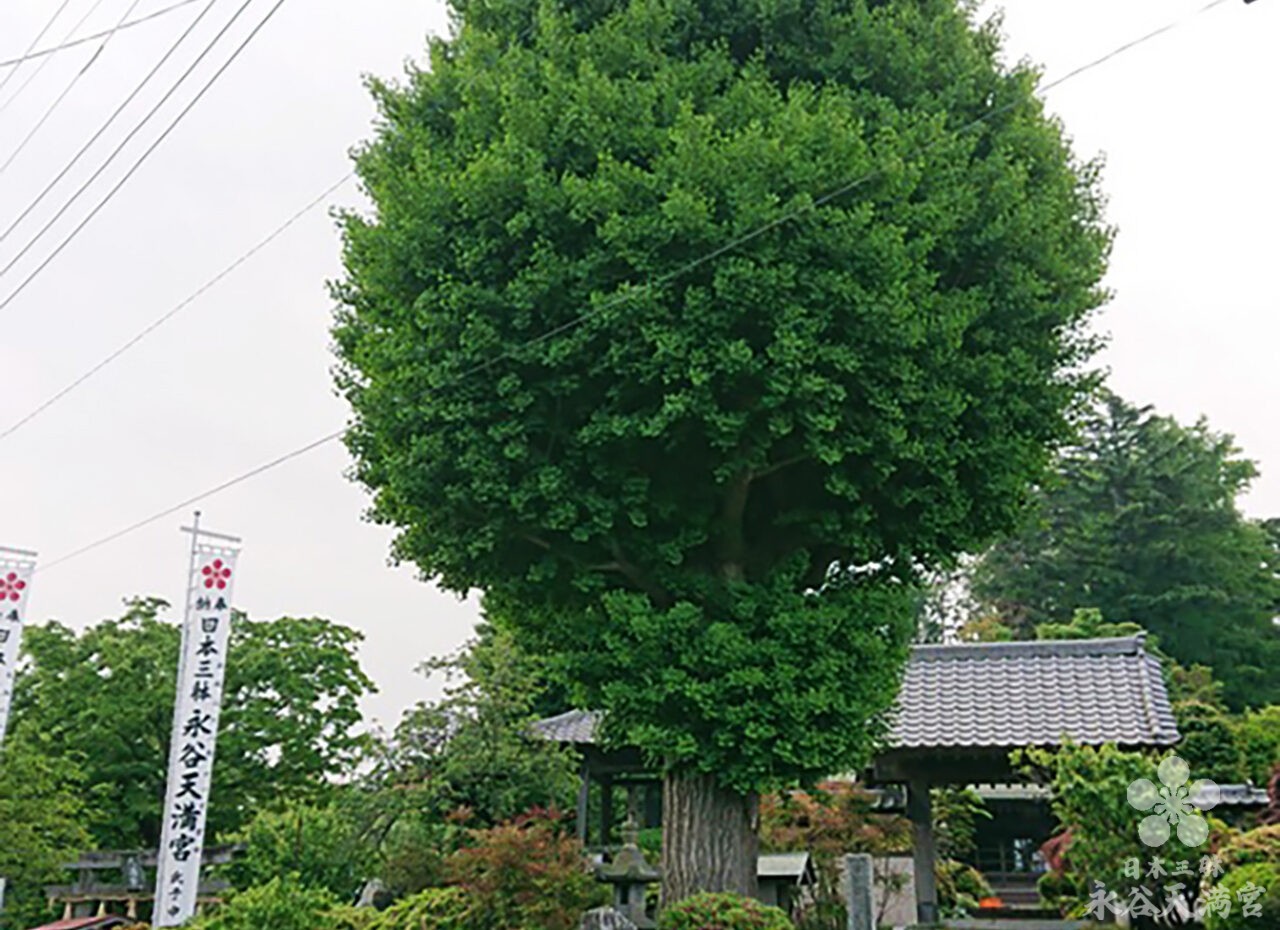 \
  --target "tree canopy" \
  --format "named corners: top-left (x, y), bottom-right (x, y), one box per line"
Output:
top-left (0, 732), bottom-right (93, 930)
top-left (974, 393), bottom-right (1280, 709)
top-left (10, 598), bottom-right (374, 849)
top-left (334, 0), bottom-right (1110, 894)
